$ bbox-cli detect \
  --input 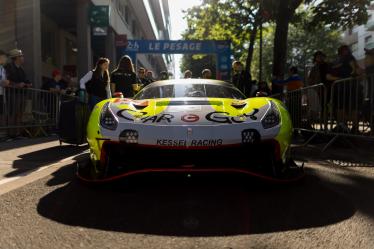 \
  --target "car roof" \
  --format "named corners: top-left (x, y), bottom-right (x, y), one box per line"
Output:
top-left (146, 79), bottom-right (234, 88)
